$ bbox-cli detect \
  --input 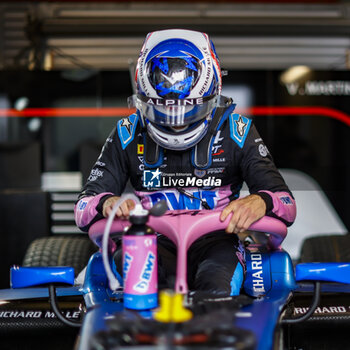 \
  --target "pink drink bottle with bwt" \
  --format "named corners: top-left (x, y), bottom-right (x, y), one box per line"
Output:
top-left (122, 203), bottom-right (159, 310)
